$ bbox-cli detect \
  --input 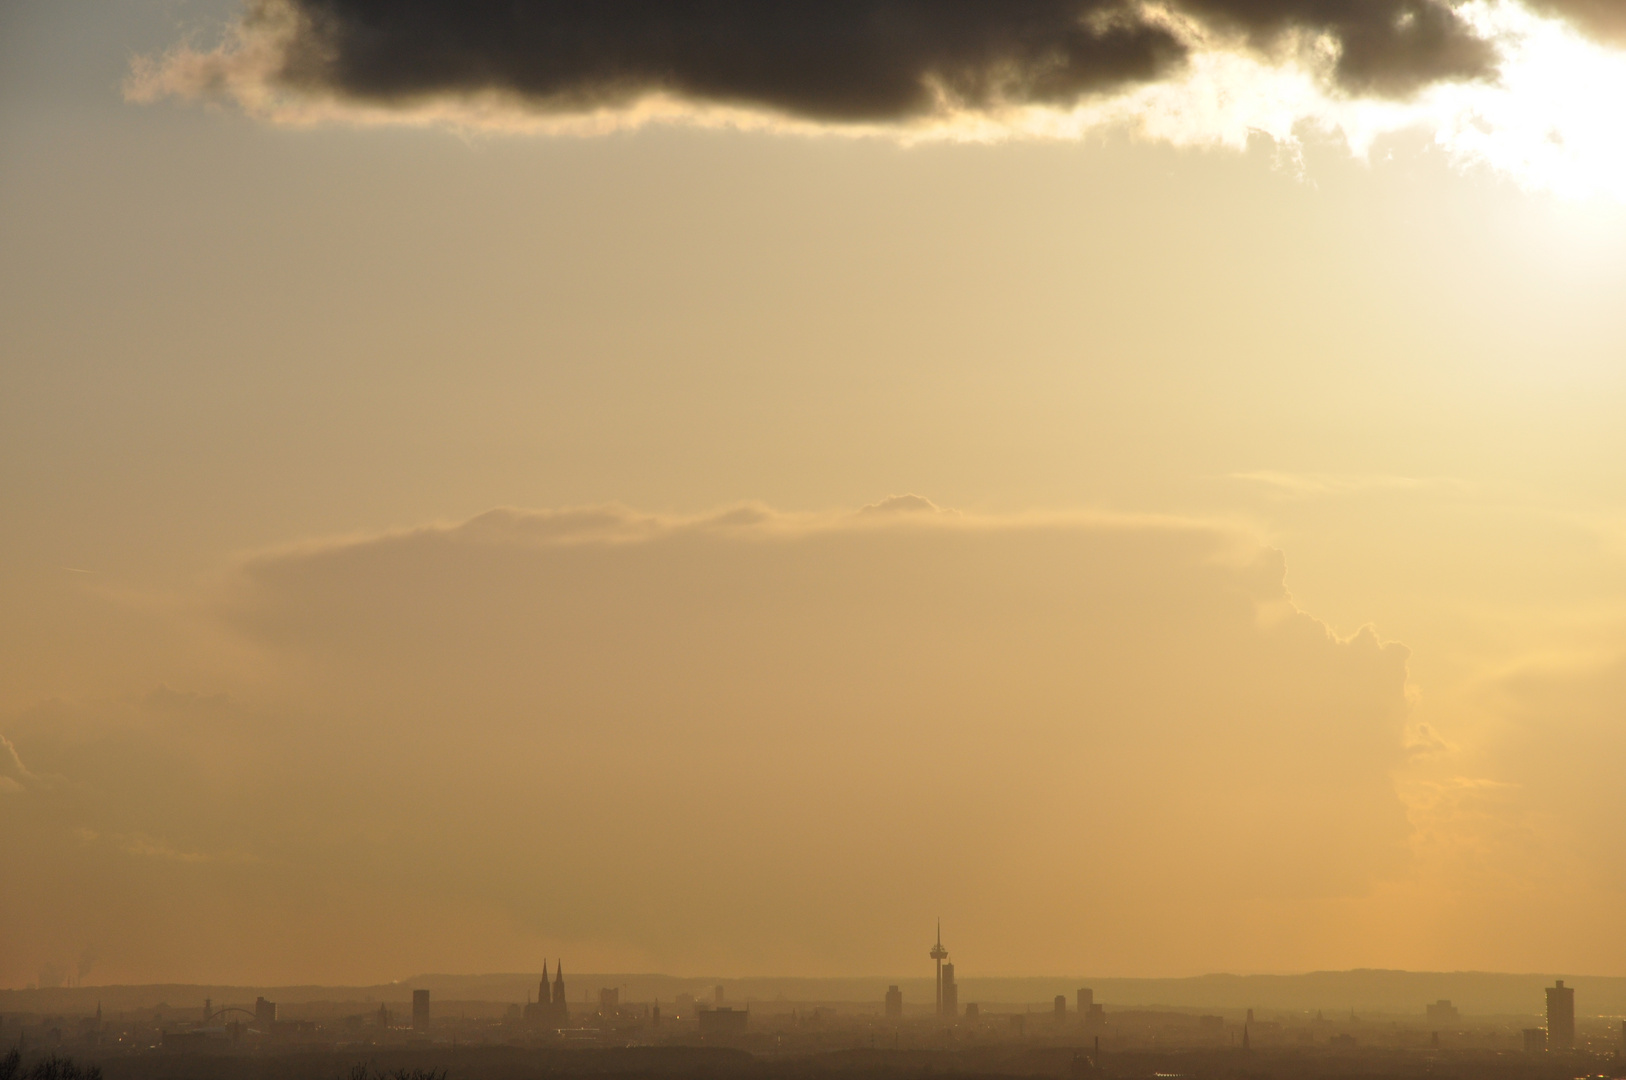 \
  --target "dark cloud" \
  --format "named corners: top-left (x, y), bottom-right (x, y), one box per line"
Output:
top-left (1179, 0), bottom-right (1494, 93)
top-left (273, 0), bottom-right (1184, 120)
top-left (1526, 0), bottom-right (1626, 43)
top-left (252, 0), bottom-right (1493, 123)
